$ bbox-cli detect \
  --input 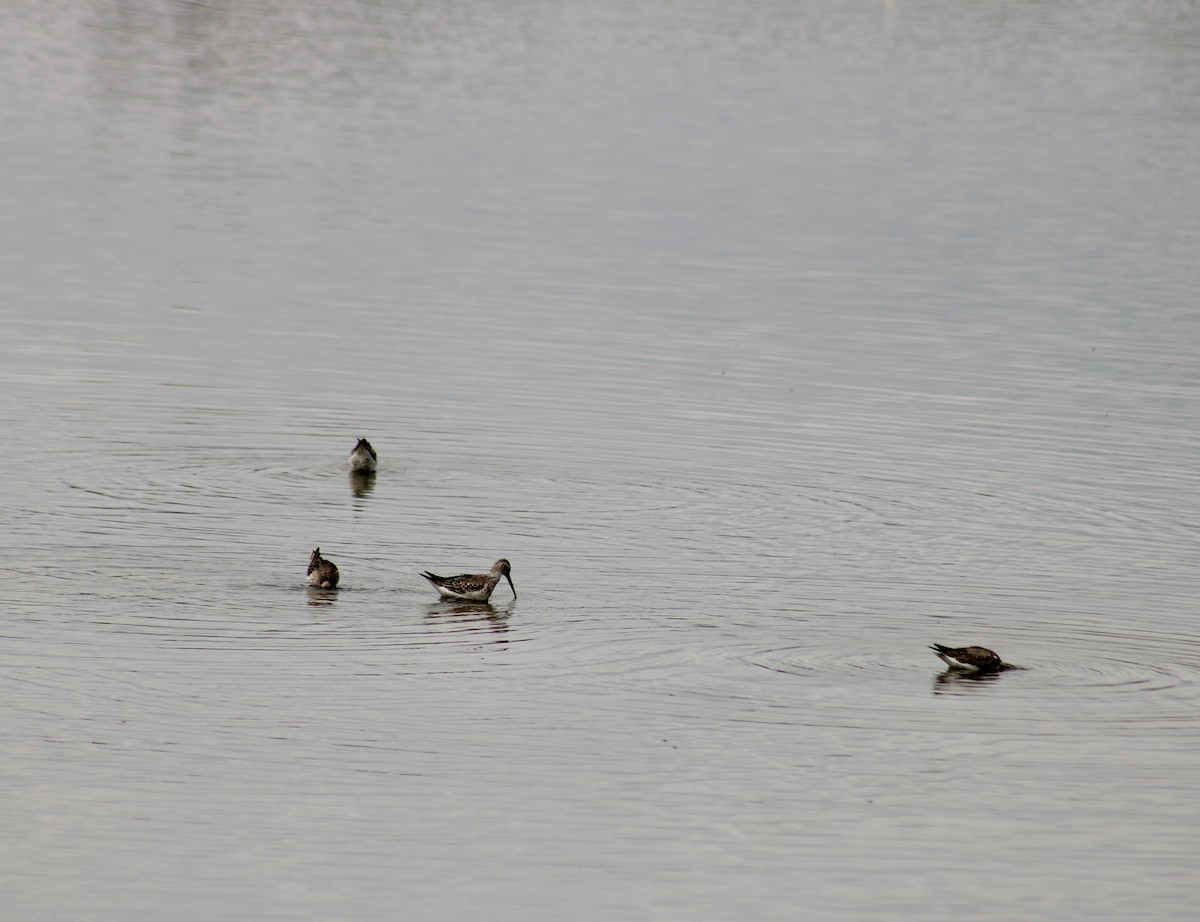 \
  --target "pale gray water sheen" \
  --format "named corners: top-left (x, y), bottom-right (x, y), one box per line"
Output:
top-left (2, 1), bottom-right (1199, 919)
